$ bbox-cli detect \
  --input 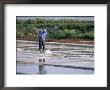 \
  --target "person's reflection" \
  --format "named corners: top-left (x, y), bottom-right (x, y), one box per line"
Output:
top-left (39, 58), bottom-right (47, 74)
